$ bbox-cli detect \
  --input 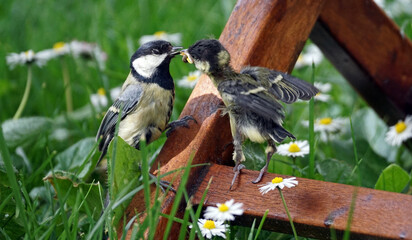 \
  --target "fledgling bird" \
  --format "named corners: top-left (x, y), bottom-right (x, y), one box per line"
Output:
top-left (96, 40), bottom-right (193, 166)
top-left (181, 39), bottom-right (318, 189)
